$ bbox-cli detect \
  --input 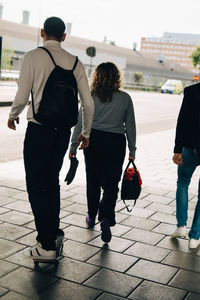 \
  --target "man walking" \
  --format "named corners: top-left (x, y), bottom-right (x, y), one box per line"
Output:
top-left (7, 17), bottom-right (94, 261)
top-left (172, 82), bottom-right (200, 249)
